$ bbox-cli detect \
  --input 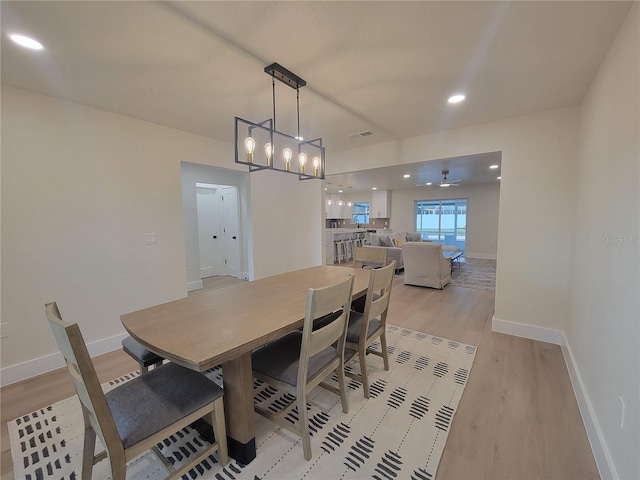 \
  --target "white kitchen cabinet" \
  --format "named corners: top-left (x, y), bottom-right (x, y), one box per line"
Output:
top-left (371, 190), bottom-right (390, 218)
top-left (325, 194), bottom-right (352, 219)
top-left (341, 201), bottom-right (353, 219)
